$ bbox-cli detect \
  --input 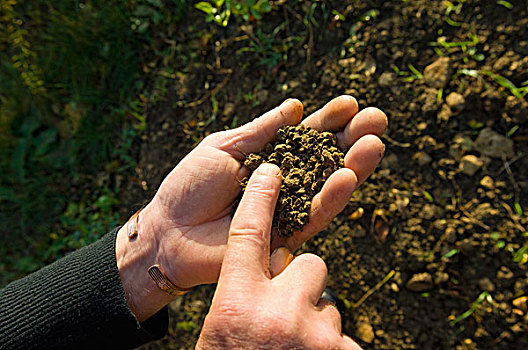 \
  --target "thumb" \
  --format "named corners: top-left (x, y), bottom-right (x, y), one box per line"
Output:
top-left (219, 163), bottom-right (282, 285)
